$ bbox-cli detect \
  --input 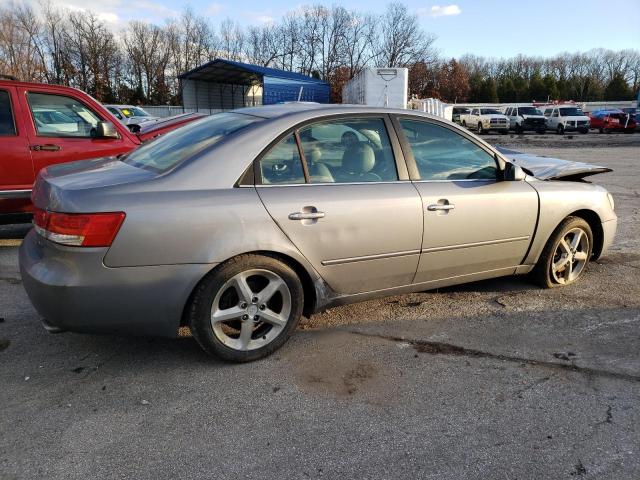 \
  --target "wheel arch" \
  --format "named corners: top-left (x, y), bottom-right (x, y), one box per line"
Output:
top-left (179, 250), bottom-right (319, 330)
top-left (567, 209), bottom-right (604, 259)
